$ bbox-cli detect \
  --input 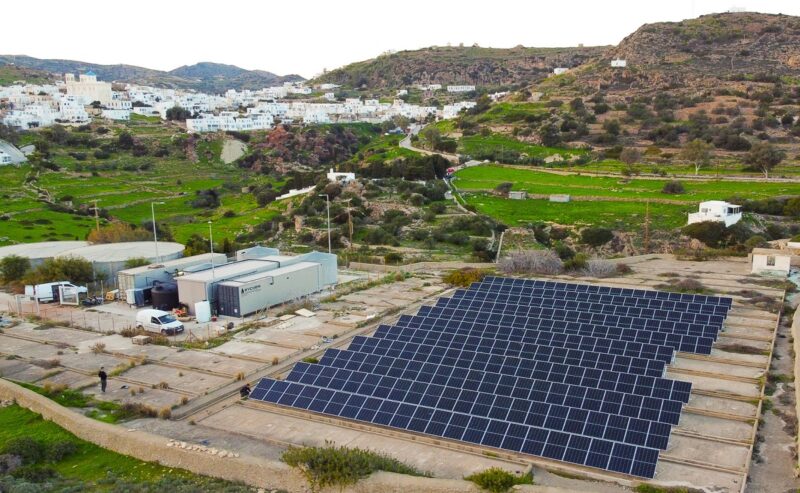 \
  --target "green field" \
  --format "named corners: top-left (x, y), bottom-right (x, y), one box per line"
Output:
top-left (455, 165), bottom-right (800, 202)
top-left (459, 133), bottom-right (587, 160)
top-left (0, 403), bottom-right (249, 490)
top-left (463, 194), bottom-right (691, 230)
